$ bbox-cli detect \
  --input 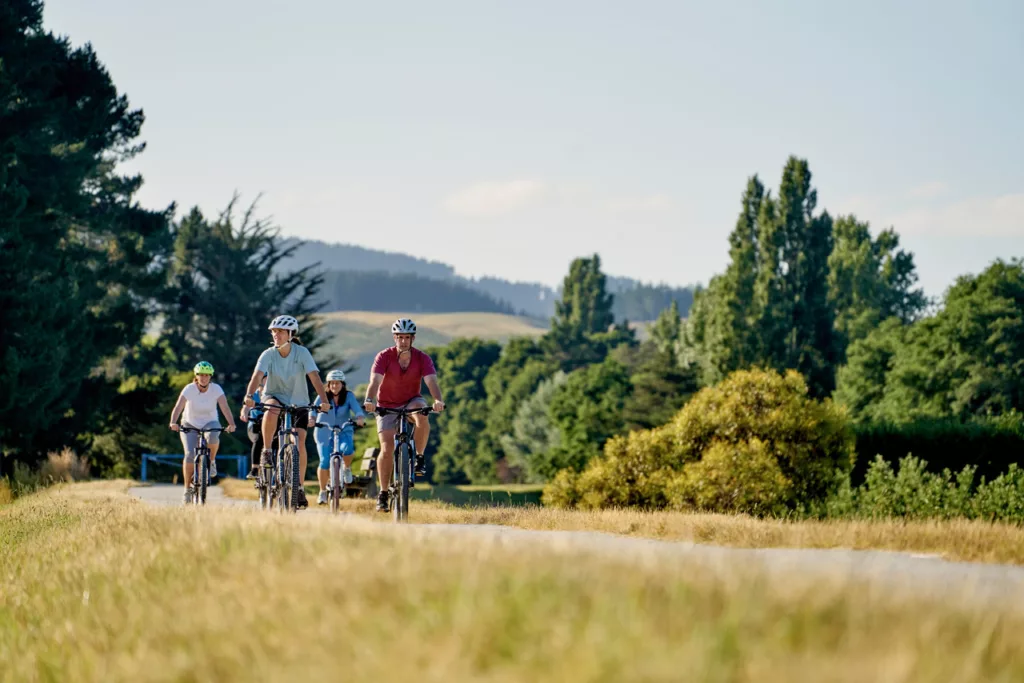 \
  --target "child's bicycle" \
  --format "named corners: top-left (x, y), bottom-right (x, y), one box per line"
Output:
top-left (313, 420), bottom-right (365, 513)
